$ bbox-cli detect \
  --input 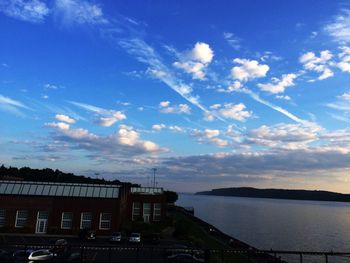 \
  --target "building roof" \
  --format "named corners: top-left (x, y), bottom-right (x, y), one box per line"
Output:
top-left (0, 180), bottom-right (120, 198)
top-left (131, 187), bottom-right (163, 195)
